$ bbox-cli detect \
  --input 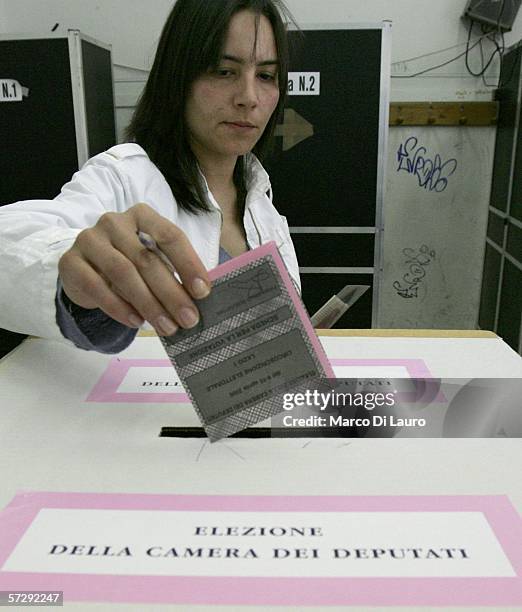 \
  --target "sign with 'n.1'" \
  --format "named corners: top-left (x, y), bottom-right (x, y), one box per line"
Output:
top-left (0, 79), bottom-right (28, 102)
top-left (288, 72), bottom-right (320, 96)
